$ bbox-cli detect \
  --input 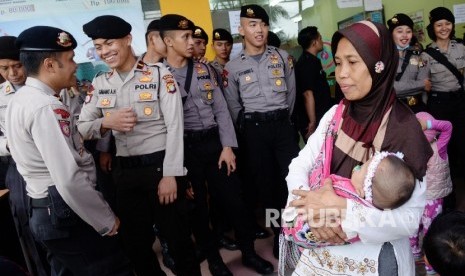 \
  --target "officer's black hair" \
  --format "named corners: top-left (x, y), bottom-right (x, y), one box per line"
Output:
top-left (20, 51), bottom-right (60, 76)
top-left (297, 26), bottom-right (319, 50)
top-left (423, 211), bottom-right (465, 276)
